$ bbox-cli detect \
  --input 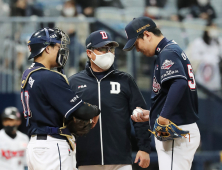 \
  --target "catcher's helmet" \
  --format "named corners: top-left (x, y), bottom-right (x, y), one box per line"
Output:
top-left (27, 28), bottom-right (70, 67)
top-left (1, 107), bottom-right (21, 120)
